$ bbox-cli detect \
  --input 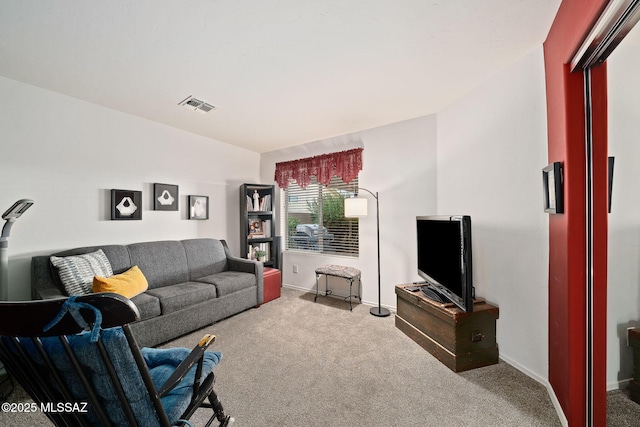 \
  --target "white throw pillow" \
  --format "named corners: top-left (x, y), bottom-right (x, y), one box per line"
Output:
top-left (50, 249), bottom-right (114, 296)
